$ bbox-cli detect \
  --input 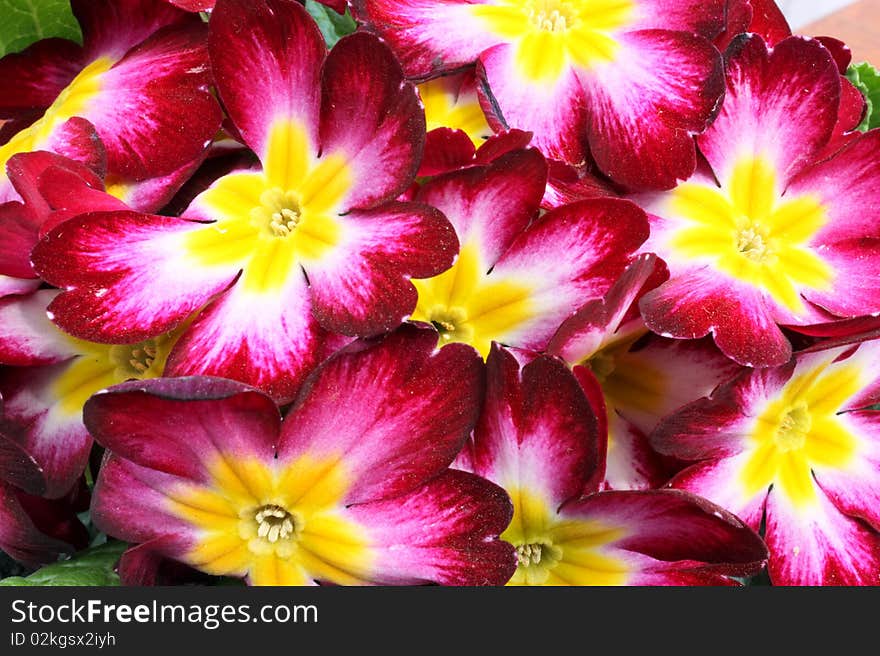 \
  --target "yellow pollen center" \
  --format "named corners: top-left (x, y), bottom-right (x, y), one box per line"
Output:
top-left (516, 541), bottom-right (562, 569)
top-left (736, 226), bottom-right (771, 262)
top-left (108, 339), bottom-right (160, 379)
top-left (528, 3), bottom-right (575, 32)
top-left (251, 188), bottom-right (302, 238)
top-left (668, 156), bottom-right (833, 315)
top-left (775, 404), bottom-right (811, 453)
top-left (252, 504), bottom-right (299, 544)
